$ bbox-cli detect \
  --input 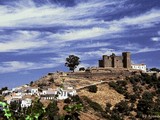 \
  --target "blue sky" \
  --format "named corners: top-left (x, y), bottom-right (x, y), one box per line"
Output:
top-left (0, 0), bottom-right (160, 88)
